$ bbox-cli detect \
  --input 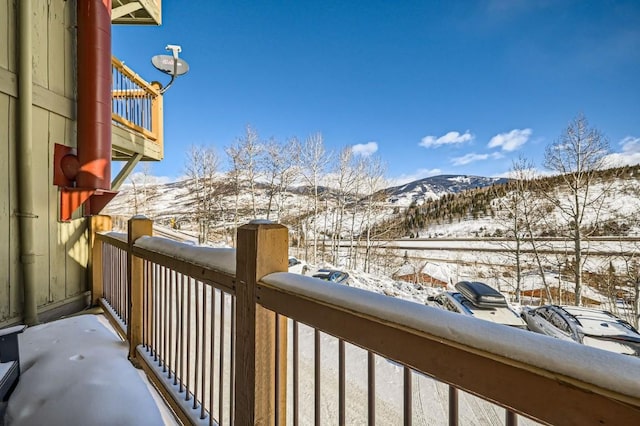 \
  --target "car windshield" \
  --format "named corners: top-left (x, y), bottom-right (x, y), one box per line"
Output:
top-left (562, 307), bottom-right (639, 337)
